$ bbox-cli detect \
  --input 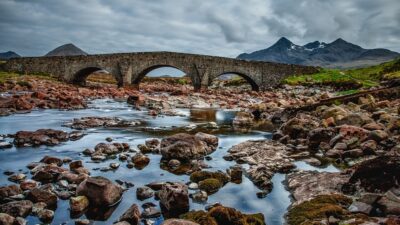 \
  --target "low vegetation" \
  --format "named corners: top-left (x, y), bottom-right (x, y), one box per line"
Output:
top-left (86, 72), bottom-right (117, 84)
top-left (284, 58), bottom-right (400, 90)
top-left (0, 71), bottom-right (56, 84)
top-left (286, 194), bottom-right (352, 225)
top-left (142, 76), bottom-right (192, 85)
